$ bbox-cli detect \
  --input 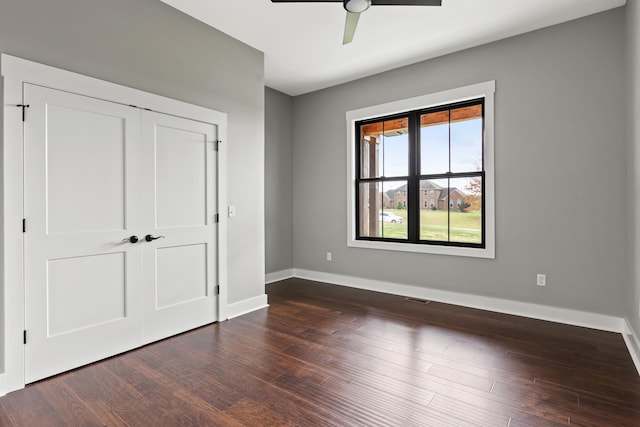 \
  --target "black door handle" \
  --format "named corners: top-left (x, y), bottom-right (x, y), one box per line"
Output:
top-left (122, 235), bottom-right (139, 244)
top-left (145, 234), bottom-right (165, 242)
